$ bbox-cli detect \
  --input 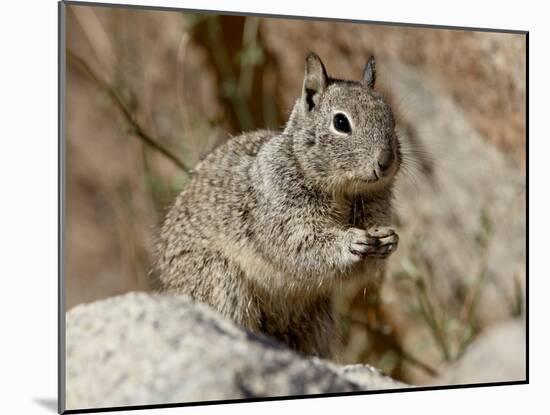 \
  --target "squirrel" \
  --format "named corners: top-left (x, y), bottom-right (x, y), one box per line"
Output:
top-left (154, 52), bottom-right (401, 359)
